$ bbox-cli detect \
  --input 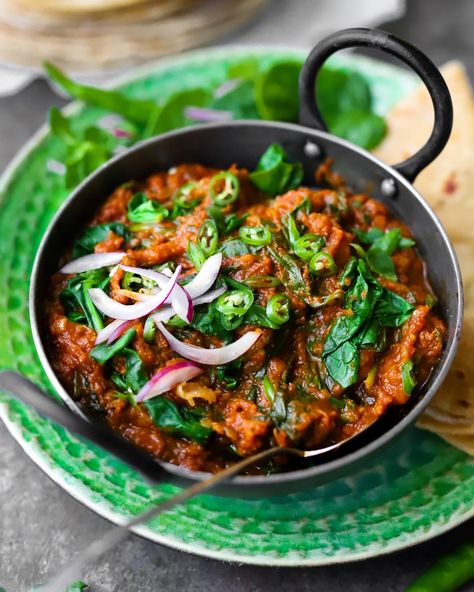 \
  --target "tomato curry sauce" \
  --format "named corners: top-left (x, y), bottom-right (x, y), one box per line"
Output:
top-left (45, 145), bottom-right (445, 473)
